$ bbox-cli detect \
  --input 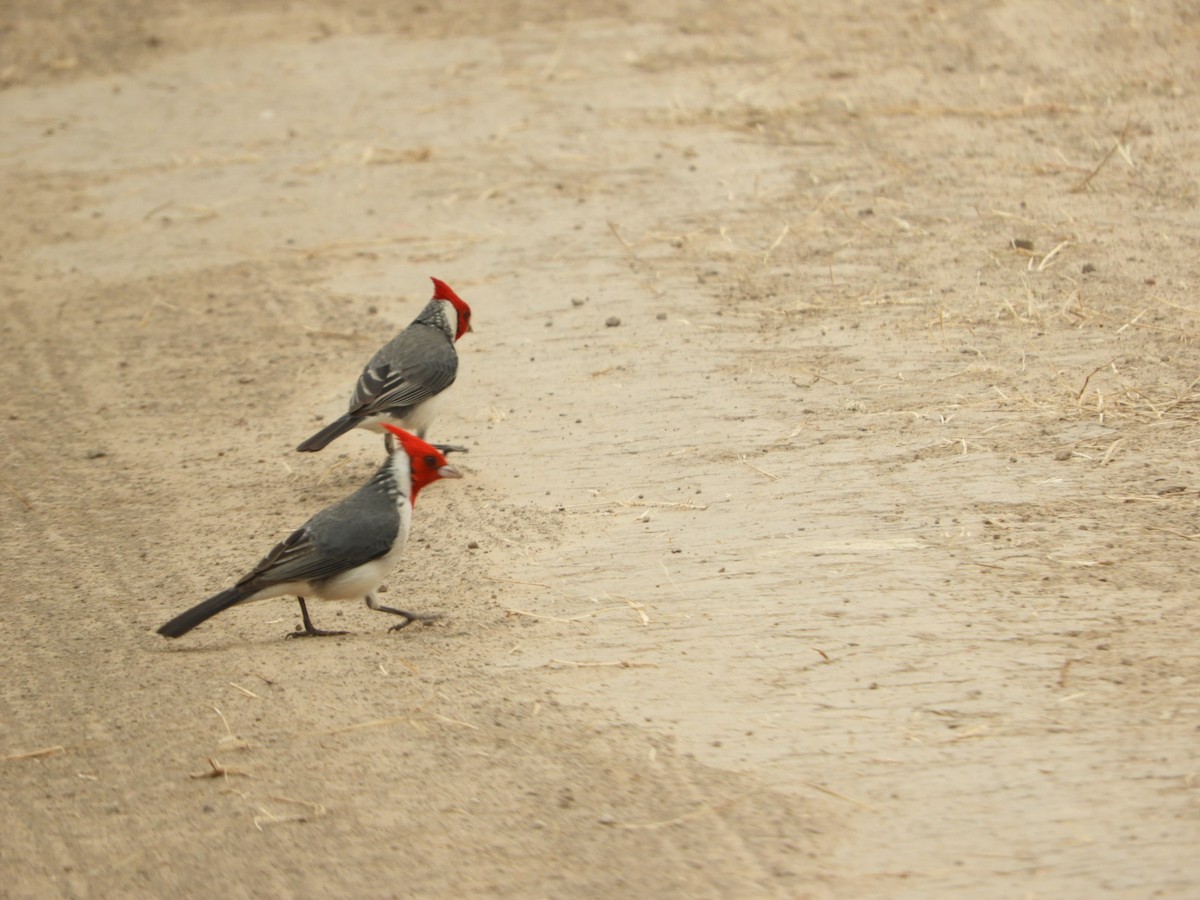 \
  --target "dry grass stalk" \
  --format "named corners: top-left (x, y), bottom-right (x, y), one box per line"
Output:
top-left (1145, 526), bottom-right (1200, 541)
top-left (322, 716), bottom-right (414, 735)
top-left (619, 497), bottom-right (707, 511)
top-left (1037, 240), bottom-right (1070, 272)
top-left (543, 658), bottom-right (659, 669)
top-left (141, 199), bottom-right (174, 221)
top-left (560, 498), bottom-right (708, 512)
top-left (505, 602), bottom-right (646, 624)
top-left (607, 221), bottom-right (639, 260)
top-left (1098, 438), bottom-right (1125, 466)
top-left (942, 723), bottom-right (992, 743)
top-left (138, 297), bottom-right (195, 329)
top-left (316, 455), bottom-right (354, 485)
top-left (740, 455), bottom-right (782, 480)
top-left (485, 575), bottom-right (553, 589)
top-left (538, 29), bottom-right (571, 80)
top-left (761, 223), bottom-right (790, 263)
top-left (1075, 358), bottom-right (1119, 402)
top-left (254, 796), bottom-right (327, 830)
top-left (1115, 308), bottom-right (1149, 334)
top-left (1059, 658), bottom-right (1077, 689)
top-left (362, 145), bottom-right (432, 165)
top-left (503, 608), bottom-right (582, 624)
top-left (433, 714), bottom-right (479, 731)
top-left (0, 476), bottom-right (34, 510)
top-left (801, 781), bottom-right (878, 811)
top-left (2, 745), bottom-right (66, 761)
top-left (878, 102), bottom-right (1089, 119)
top-left (229, 682), bottom-right (261, 699)
top-left (190, 757), bottom-right (250, 779)
top-left (621, 597), bottom-right (650, 625)
top-left (1071, 118), bottom-right (1134, 193)
top-left (210, 705), bottom-right (252, 751)
top-left (613, 791), bottom-right (754, 830)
